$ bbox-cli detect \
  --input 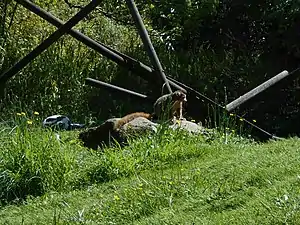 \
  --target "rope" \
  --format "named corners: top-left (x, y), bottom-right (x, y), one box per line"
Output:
top-left (289, 65), bottom-right (300, 75)
top-left (167, 73), bottom-right (299, 140)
